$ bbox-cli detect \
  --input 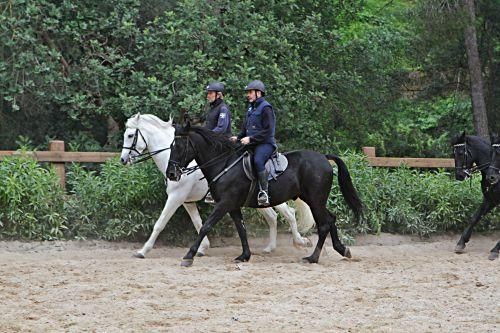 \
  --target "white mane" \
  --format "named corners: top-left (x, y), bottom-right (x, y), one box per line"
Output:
top-left (126, 113), bottom-right (173, 129)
